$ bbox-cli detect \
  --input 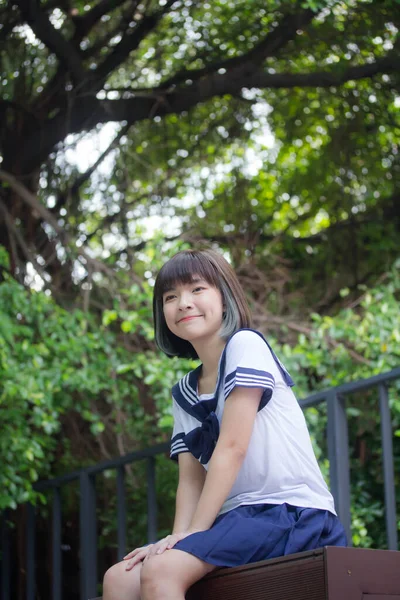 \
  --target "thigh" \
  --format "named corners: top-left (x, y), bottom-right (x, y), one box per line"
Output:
top-left (103, 560), bottom-right (142, 600)
top-left (141, 549), bottom-right (216, 592)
